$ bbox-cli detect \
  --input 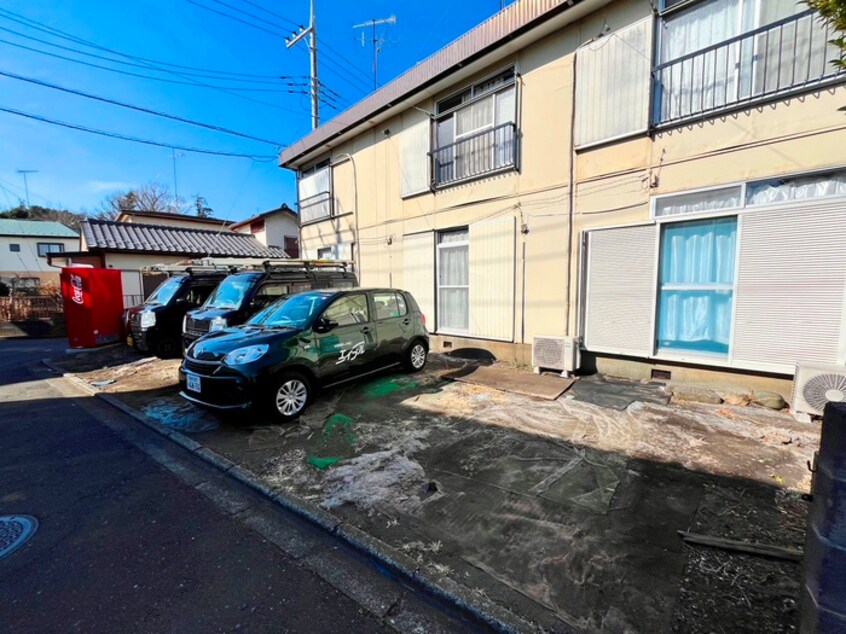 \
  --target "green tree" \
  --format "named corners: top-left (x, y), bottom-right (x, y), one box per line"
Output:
top-left (0, 204), bottom-right (85, 230)
top-left (193, 195), bottom-right (213, 218)
top-left (807, 0), bottom-right (846, 70)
